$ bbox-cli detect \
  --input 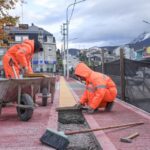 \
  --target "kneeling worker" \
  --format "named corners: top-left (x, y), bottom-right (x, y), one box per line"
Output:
top-left (74, 62), bottom-right (117, 114)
